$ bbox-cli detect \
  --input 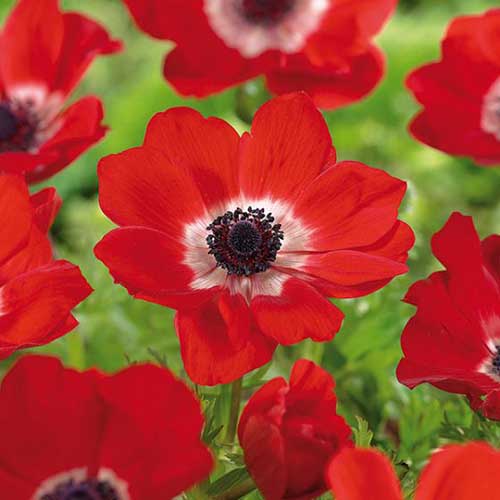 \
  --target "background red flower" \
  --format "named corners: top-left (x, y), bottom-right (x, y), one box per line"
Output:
top-left (406, 8), bottom-right (500, 165)
top-left (94, 93), bottom-right (413, 385)
top-left (121, 0), bottom-right (396, 109)
top-left (0, 0), bottom-right (122, 183)
top-left (0, 174), bottom-right (92, 358)
top-left (238, 359), bottom-right (352, 500)
top-left (0, 355), bottom-right (213, 499)
top-left (327, 442), bottom-right (500, 500)
top-left (397, 212), bottom-right (500, 419)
